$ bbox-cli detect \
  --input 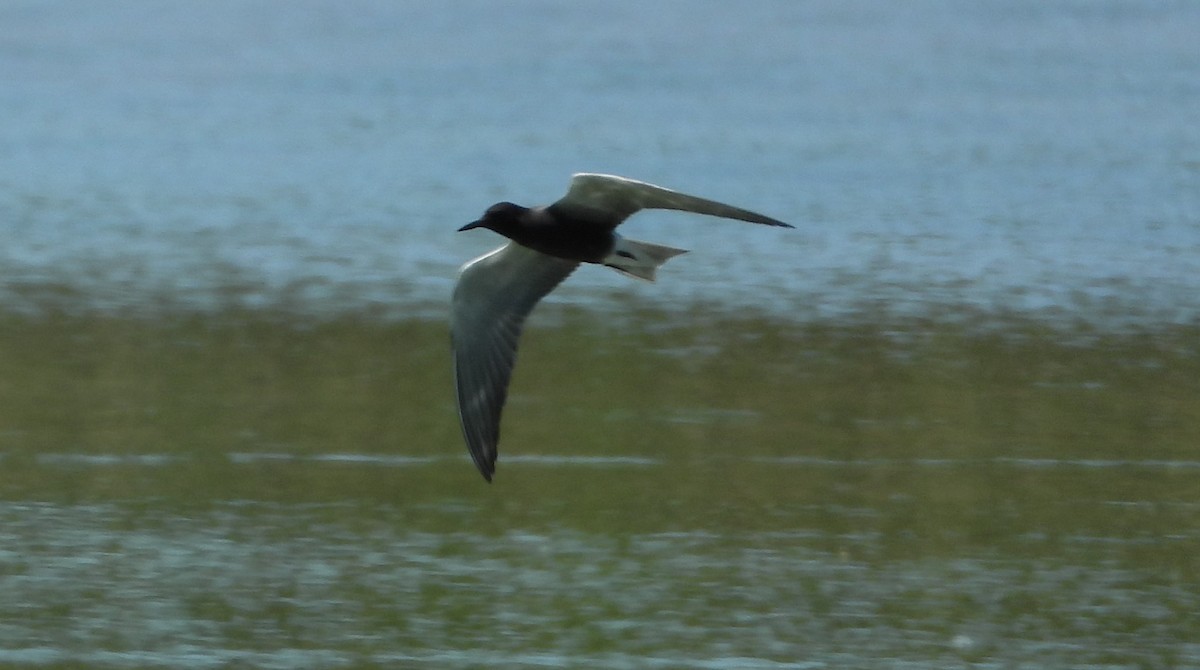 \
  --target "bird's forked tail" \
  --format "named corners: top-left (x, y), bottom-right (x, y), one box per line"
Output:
top-left (602, 236), bottom-right (689, 282)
